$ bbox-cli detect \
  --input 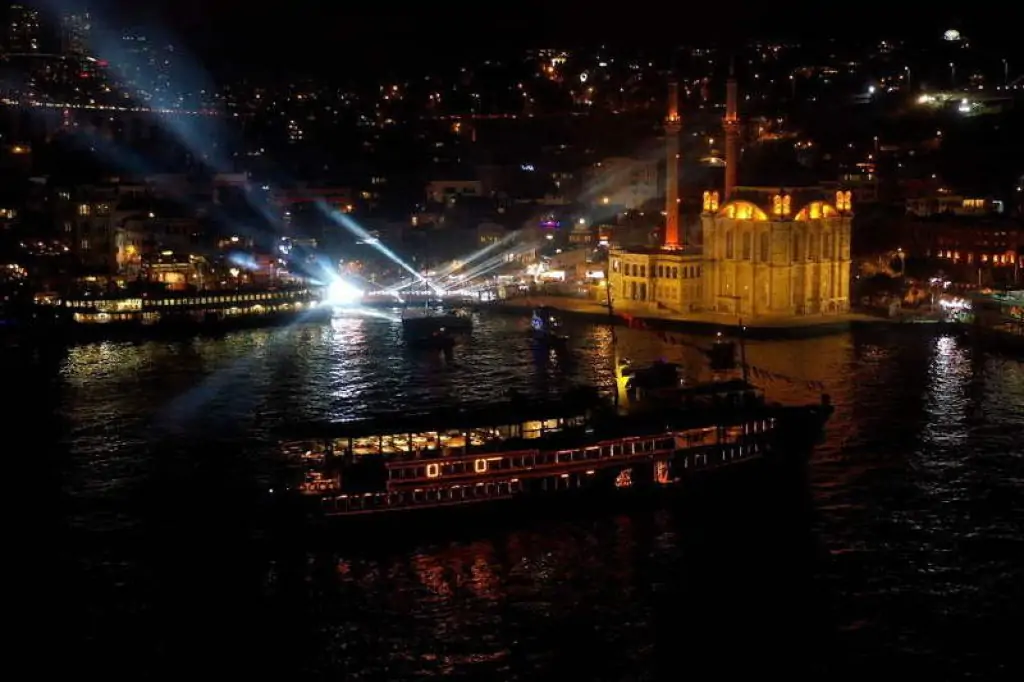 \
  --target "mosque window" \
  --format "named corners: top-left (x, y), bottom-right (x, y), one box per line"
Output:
top-left (759, 233), bottom-right (770, 262)
top-left (726, 232), bottom-right (734, 259)
top-left (792, 234), bottom-right (802, 261)
top-left (742, 232), bottom-right (752, 260)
